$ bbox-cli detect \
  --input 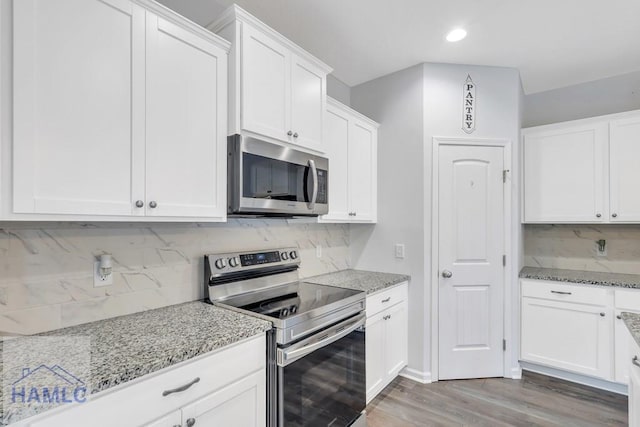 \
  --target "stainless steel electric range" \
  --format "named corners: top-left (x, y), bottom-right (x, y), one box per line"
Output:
top-left (205, 248), bottom-right (367, 427)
